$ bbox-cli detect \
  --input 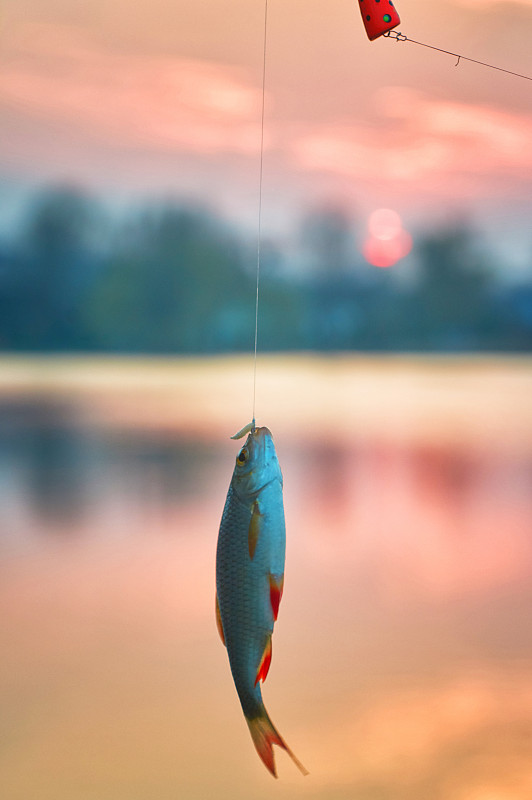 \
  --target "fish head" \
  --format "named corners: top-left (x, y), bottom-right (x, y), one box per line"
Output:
top-left (232, 426), bottom-right (283, 496)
